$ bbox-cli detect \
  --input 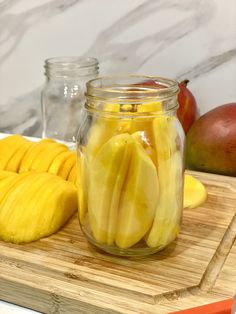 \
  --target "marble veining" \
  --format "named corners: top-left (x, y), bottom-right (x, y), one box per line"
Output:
top-left (0, 2), bottom-right (235, 313)
top-left (0, 0), bottom-right (235, 137)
